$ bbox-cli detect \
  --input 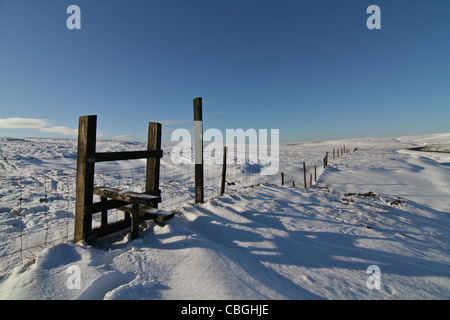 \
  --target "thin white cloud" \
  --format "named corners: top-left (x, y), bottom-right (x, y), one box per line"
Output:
top-left (40, 126), bottom-right (78, 136)
top-left (0, 117), bottom-right (49, 129)
top-left (0, 117), bottom-right (78, 136)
